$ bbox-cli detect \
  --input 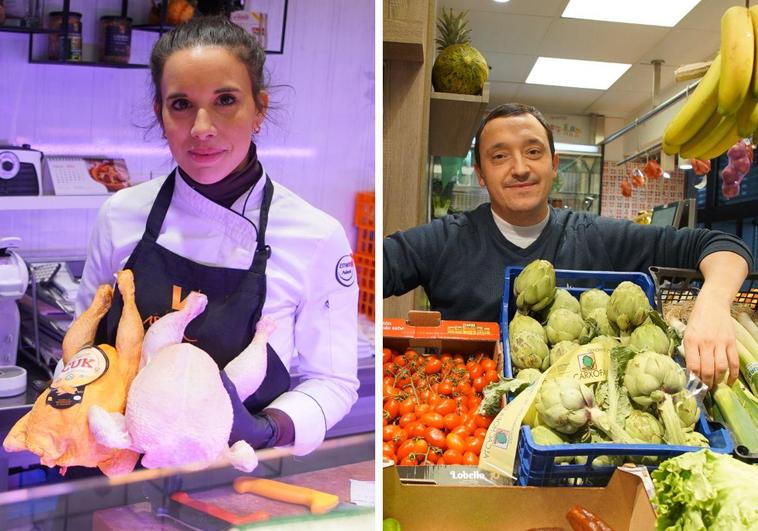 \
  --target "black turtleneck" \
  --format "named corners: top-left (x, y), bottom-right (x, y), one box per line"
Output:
top-left (179, 143), bottom-right (263, 208)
